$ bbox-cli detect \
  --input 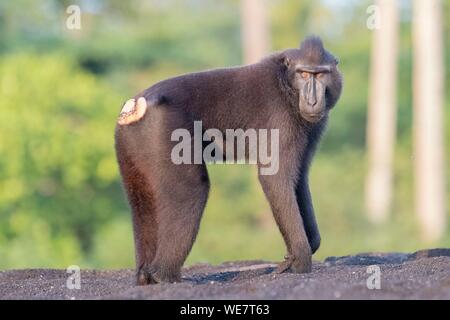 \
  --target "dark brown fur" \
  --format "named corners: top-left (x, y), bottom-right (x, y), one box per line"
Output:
top-left (115, 36), bottom-right (343, 284)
